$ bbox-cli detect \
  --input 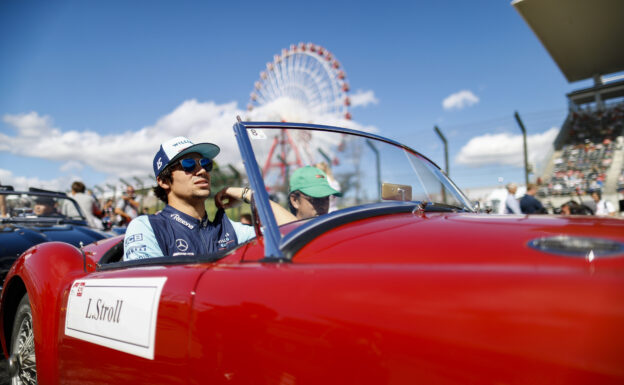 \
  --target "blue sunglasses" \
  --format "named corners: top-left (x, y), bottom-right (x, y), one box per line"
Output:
top-left (178, 158), bottom-right (213, 173)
